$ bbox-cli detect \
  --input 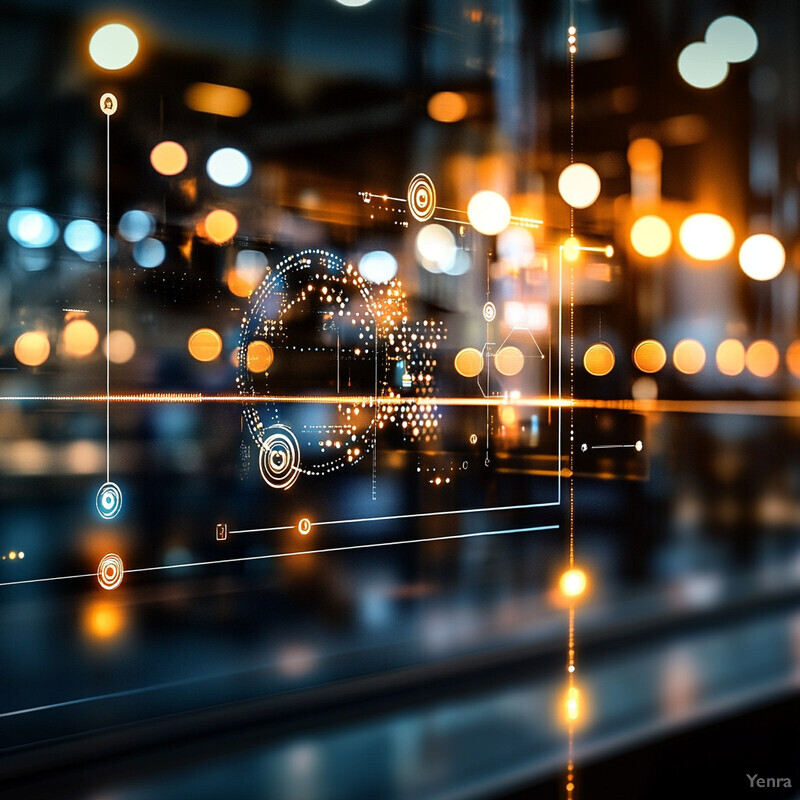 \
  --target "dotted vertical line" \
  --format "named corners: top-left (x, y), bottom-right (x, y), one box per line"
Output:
top-left (566, 16), bottom-right (578, 800)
